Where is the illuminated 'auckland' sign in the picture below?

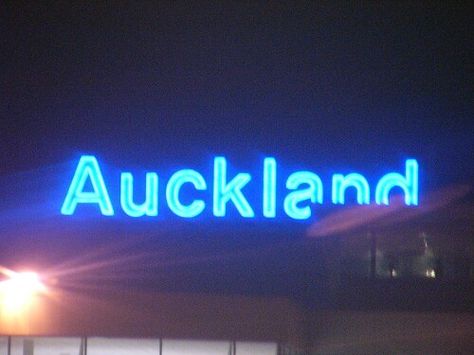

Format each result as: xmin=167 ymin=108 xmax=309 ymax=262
xmin=61 ymin=155 xmax=419 ymax=220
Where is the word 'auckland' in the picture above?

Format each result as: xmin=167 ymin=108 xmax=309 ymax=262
xmin=61 ymin=155 xmax=419 ymax=220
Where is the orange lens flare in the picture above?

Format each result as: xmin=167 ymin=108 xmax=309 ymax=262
xmin=0 ymin=271 xmax=47 ymax=315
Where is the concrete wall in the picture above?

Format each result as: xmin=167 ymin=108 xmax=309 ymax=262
xmin=2 ymin=289 xmax=474 ymax=354
xmin=309 ymin=310 xmax=474 ymax=354
xmin=0 ymin=290 xmax=303 ymax=345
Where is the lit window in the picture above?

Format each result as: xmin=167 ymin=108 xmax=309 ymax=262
xmin=236 ymin=341 xmax=278 ymax=355
xmin=162 ymin=339 xmax=231 ymax=355
xmin=87 ymin=338 xmax=160 ymax=355
xmin=10 ymin=337 xmax=82 ymax=355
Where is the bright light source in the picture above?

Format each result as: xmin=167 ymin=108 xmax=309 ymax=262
xmin=425 ymin=269 xmax=436 ymax=278
xmin=0 ymin=271 xmax=46 ymax=314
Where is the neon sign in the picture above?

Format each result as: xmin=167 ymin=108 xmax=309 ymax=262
xmin=61 ymin=155 xmax=419 ymax=220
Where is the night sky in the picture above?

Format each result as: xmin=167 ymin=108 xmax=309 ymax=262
xmin=1 ymin=2 xmax=473 ymax=299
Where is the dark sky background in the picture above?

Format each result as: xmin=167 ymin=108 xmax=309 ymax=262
xmin=2 ymin=2 xmax=473 ymax=178
xmin=0 ymin=2 xmax=473 ymax=300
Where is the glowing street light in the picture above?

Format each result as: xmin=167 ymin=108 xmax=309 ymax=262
xmin=0 ymin=268 xmax=47 ymax=315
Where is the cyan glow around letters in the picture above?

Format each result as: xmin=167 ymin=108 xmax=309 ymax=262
xmin=61 ymin=155 xmax=419 ymax=220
